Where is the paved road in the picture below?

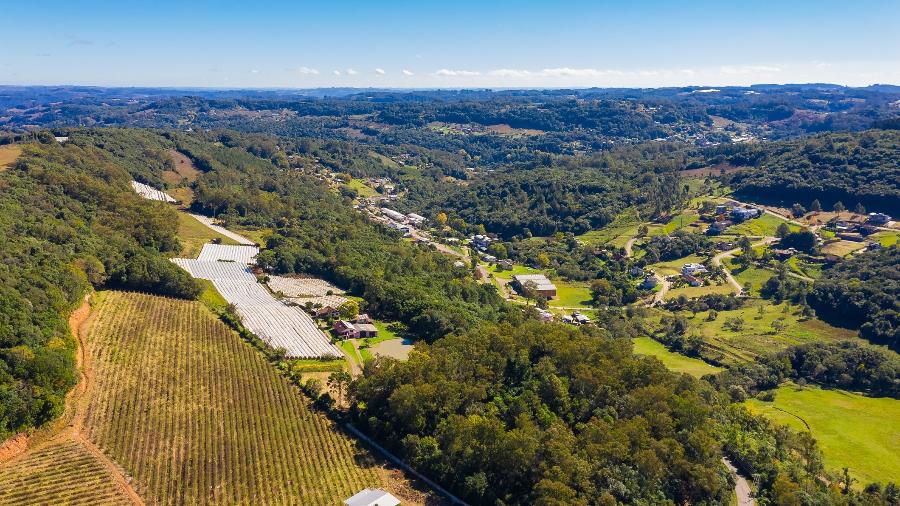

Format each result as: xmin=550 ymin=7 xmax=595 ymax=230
xmin=723 ymin=457 xmax=756 ymax=506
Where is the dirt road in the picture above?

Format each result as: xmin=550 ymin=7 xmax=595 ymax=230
xmin=0 ymin=294 xmax=145 ymax=505
xmin=712 ymin=237 xmax=778 ymax=294
xmin=652 ymin=278 xmax=671 ymax=305
xmin=625 ymin=237 xmax=638 ymax=258
xmin=723 ymin=457 xmax=756 ymax=506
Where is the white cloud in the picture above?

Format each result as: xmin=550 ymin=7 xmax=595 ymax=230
xmin=402 ymin=69 xmax=414 ymax=76
xmin=250 ymin=69 xmax=259 ymax=74
xmin=434 ymin=69 xmax=481 ymax=77
xmin=374 ymin=68 xmax=386 ymax=75
xmin=298 ymin=66 xmax=320 ymax=75
xmin=333 ymin=69 xmax=341 ymax=76
xmin=719 ymin=64 xmax=782 ymax=75
xmin=346 ymin=68 xmax=358 ymax=75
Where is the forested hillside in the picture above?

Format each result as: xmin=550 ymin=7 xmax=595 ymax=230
xmin=810 ymin=247 xmax=899 ymax=350
xmin=0 ymin=139 xmax=198 ymax=439
xmin=726 ymin=130 xmax=900 ymax=213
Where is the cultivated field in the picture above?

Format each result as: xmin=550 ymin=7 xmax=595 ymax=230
xmin=196 ymin=243 xmax=259 ymax=264
xmin=82 ymin=291 xmax=420 ymax=504
xmin=165 ymin=149 xmax=201 ymax=183
xmin=172 ymin=259 xmax=340 ymax=358
xmin=130 ymin=180 xmax=176 ymax=203
xmin=746 ymin=384 xmax=900 ymax=485
xmin=0 ymin=439 xmax=130 ymax=506
xmin=0 ymin=145 xmax=22 ymax=170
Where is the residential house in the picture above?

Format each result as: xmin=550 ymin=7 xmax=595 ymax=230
xmin=314 ymin=306 xmax=340 ymax=319
xmin=354 ymin=314 xmax=372 ymax=324
xmin=629 ymin=266 xmax=645 ymax=277
xmin=683 ymin=274 xmax=702 ymax=287
xmin=354 ymin=323 xmax=378 ymax=338
xmin=512 ymin=274 xmax=558 ymax=298
xmin=868 ymin=212 xmax=891 ymax=225
xmin=471 ymin=234 xmax=493 ymax=251
xmin=572 ymin=312 xmax=592 ymax=325
xmin=498 ymin=259 xmax=514 ymax=271
xmin=707 ymin=220 xmax=732 ymax=235
xmin=640 ymin=275 xmax=659 ymax=289
xmin=406 ymin=213 xmax=427 ymax=225
xmin=731 ymin=207 xmax=760 ymax=222
xmin=536 ymin=309 xmax=554 ymax=322
xmin=682 ymin=263 xmax=708 ymax=276
xmin=333 ymin=320 xmax=359 ymax=339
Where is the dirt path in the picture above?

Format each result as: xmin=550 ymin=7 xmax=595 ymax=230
xmin=0 ymin=294 xmax=145 ymax=505
xmin=712 ymin=237 xmax=778 ymax=294
xmin=652 ymin=278 xmax=671 ymax=305
xmin=723 ymin=457 xmax=756 ymax=506
xmin=625 ymin=237 xmax=638 ymax=258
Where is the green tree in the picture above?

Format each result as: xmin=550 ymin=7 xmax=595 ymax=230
xmin=328 ymin=370 xmax=352 ymax=407
xmin=338 ymin=300 xmax=359 ymax=320
xmin=833 ymin=201 xmax=845 ymax=212
xmin=776 ymin=222 xmax=791 ymax=238
xmin=810 ymin=199 xmax=822 ymax=212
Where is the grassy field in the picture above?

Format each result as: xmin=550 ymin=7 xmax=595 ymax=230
xmin=664 ymin=281 xmax=736 ymax=300
xmin=346 ymin=178 xmax=379 ymax=198
xmin=577 ymin=208 xmax=641 ymax=246
xmin=0 ymin=439 xmax=130 ymax=505
xmin=723 ymin=258 xmax=776 ymax=295
xmin=81 ymin=291 xmax=421 ymax=505
xmin=548 ymin=281 xmax=593 ymax=308
xmin=746 ymin=384 xmax=900 ymax=485
xmin=678 ymin=300 xmax=857 ymax=365
xmin=786 ymin=256 xmax=825 ymax=279
xmin=869 ymin=230 xmax=898 ymax=247
xmin=489 ymin=263 xmax=541 ymax=280
xmin=632 ymin=336 xmax=724 ymax=377
xmin=820 ymin=240 xmax=867 ymax=257
xmin=175 ymin=212 xmax=239 ymax=258
xmin=650 ymin=211 xmax=700 ymax=236
xmin=725 ymin=213 xmax=798 ymax=237
xmin=0 ymin=145 xmax=22 ymax=170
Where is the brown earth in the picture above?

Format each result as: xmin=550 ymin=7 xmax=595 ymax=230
xmin=166 ymin=149 xmax=201 ymax=182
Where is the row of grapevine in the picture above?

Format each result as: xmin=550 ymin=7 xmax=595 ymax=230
xmin=130 ymin=180 xmax=176 ymax=203
xmin=0 ymin=439 xmax=129 ymax=506
xmin=82 ymin=291 xmax=390 ymax=505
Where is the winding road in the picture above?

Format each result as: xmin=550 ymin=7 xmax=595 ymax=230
xmin=712 ymin=237 xmax=779 ymax=294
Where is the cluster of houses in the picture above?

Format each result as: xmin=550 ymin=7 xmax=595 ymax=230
xmin=332 ymin=314 xmax=379 ymax=340
xmin=705 ymin=203 xmax=761 ymax=235
xmin=826 ymin=213 xmax=892 ymax=241
xmin=511 ymin=274 xmax=558 ymax=299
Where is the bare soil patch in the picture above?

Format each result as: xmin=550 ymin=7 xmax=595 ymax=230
xmin=0 ymin=145 xmax=22 ymax=170
xmin=166 ymin=149 xmax=201 ymax=182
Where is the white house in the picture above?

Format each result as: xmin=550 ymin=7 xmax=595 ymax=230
xmin=682 ymin=263 xmax=708 ymax=276
xmin=344 ymin=488 xmax=400 ymax=506
xmin=406 ymin=213 xmax=427 ymax=225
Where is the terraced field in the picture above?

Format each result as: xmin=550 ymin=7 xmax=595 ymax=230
xmin=0 ymin=439 xmax=129 ymax=506
xmin=81 ymin=291 xmax=416 ymax=505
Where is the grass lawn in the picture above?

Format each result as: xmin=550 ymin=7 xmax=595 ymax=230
xmin=632 ymin=336 xmax=724 ymax=377
xmin=681 ymin=301 xmax=857 ymax=365
xmin=649 ymin=254 xmax=708 ymax=276
xmin=869 ymin=230 xmax=898 ymax=247
xmin=548 ymin=281 xmax=593 ymax=308
xmin=338 ymin=340 xmax=361 ymax=366
xmin=786 ymin=256 xmax=824 ymax=279
xmin=746 ymin=383 xmax=900 ymax=485
xmin=490 ymin=263 xmax=542 ymax=280
xmin=233 ymin=227 xmax=273 ymax=247
xmin=821 ymin=240 xmax=867 ymax=257
xmin=176 ymin=212 xmax=239 ymax=258
xmin=0 ymin=145 xmax=22 ymax=170
xmin=726 ymin=213 xmax=799 ymax=237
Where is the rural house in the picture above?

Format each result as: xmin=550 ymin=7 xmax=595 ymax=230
xmin=512 ymin=274 xmax=558 ymax=298
xmin=681 ymin=263 xmax=708 ymax=276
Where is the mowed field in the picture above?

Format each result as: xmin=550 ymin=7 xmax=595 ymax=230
xmin=746 ymin=384 xmax=900 ymax=485
xmin=0 ymin=439 xmax=129 ymax=505
xmin=632 ymin=336 xmax=723 ymax=378
xmin=76 ymin=291 xmax=423 ymax=505
xmin=0 ymin=145 xmax=22 ymax=170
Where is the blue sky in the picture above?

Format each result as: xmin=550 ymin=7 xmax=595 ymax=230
xmin=2 ymin=0 xmax=898 ymax=88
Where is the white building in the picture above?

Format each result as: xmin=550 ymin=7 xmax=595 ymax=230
xmin=344 ymin=489 xmax=400 ymax=506
xmin=407 ymin=213 xmax=427 ymax=225
xmin=682 ymin=263 xmax=708 ymax=276
xmin=380 ymin=208 xmax=407 ymax=222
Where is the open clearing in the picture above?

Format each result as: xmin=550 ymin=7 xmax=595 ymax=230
xmin=0 ymin=145 xmax=22 ymax=170
xmin=175 ymin=212 xmax=239 ymax=258
xmin=746 ymin=384 xmax=900 ymax=485
xmin=166 ymin=149 xmax=201 ymax=182
xmin=820 ymin=240 xmax=867 ymax=257
xmin=724 ymin=213 xmax=797 ymax=237
xmin=632 ymin=336 xmax=723 ymax=377
xmin=80 ymin=291 xmax=427 ymax=505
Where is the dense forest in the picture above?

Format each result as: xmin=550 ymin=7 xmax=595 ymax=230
xmin=0 ymin=138 xmax=199 ymax=439
xmin=726 ymin=130 xmax=900 ymax=213
xmin=809 ymin=247 xmax=899 ymax=351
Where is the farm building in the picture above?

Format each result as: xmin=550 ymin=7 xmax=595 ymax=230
xmin=406 ymin=212 xmax=427 ymax=225
xmin=868 ymin=212 xmax=891 ymax=225
xmin=345 ymin=489 xmax=400 ymax=506
xmin=333 ymin=320 xmax=378 ymax=339
xmin=380 ymin=208 xmax=407 ymax=222
xmin=512 ymin=274 xmax=557 ymax=298
xmin=706 ymin=220 xmax=732 ymax=235
xmin=640 ymin=275 xmax=659 ymax=289
xmin=314 ymin=306 xmax=341 ymax=319
xmin=572 ymin=312 xmax=591 ymax=325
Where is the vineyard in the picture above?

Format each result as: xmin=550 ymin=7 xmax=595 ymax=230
xmin=81 ymin=291 xmax=402 ymax=504
xmin=0 ymin=439 xmax=129 ymax=505
xmin=196 ymin=243 xmax=259 ymax=264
